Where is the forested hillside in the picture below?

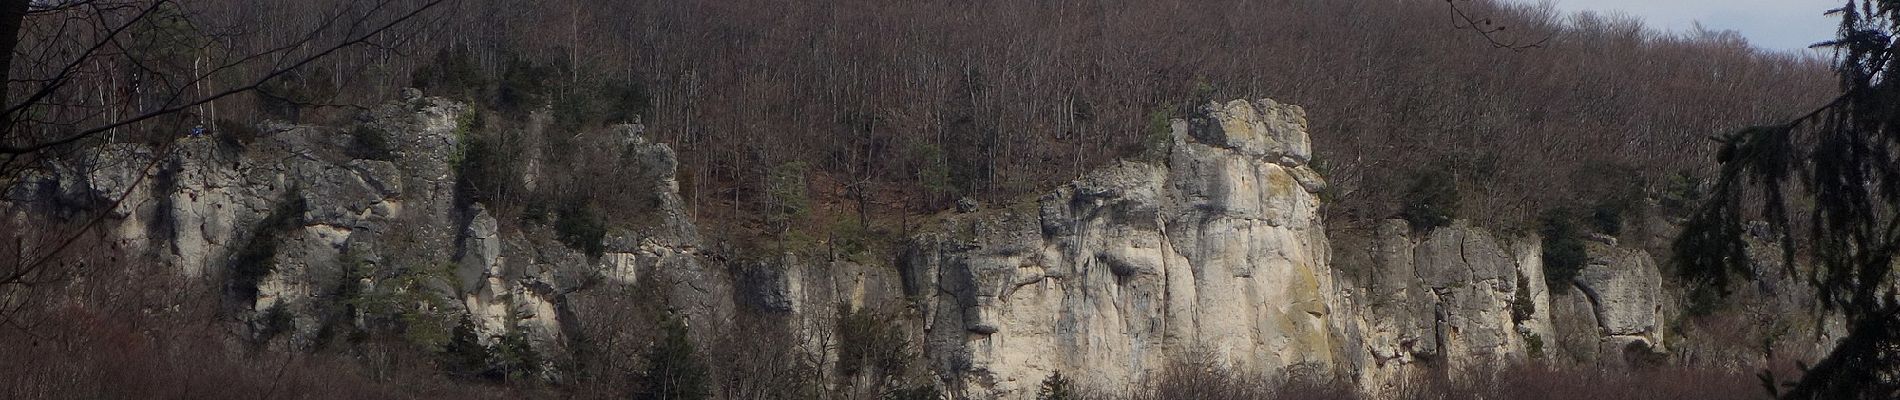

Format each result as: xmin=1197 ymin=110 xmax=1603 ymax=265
xmin=0 ymin=0 xmax=1859 ymax=399
xmin=194 ymin=0 xmax=1834 ymax=236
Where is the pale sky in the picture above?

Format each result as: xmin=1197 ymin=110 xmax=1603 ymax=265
xmin=1513 ymin=0 xmax=1846 ymax=53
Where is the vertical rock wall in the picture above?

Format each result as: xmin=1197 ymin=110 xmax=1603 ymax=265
xmin=906 ymin=99 xmax=1338 ymax=397
xmin=904 ymin=99 xmax=1682 ymax=398
xmin=6 ymin=94 xmax=1765 ymax=399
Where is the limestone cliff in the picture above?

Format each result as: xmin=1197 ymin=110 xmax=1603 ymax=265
xmin=902 ymin=99 xmax=1699 ymax=398
xmin=6 ymin=94 xmax=729 ymax=375
xmin=905 ymin=99 xmax=1337 ymax=396
xmin=3 ymin=95 xmax=1827 ymax=399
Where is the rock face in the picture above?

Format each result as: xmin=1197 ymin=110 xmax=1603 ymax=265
xmin=1574 ymin=243 xmax=1663 ymax=337
xmin=8 ymin=95 xmax=728 ymax=375
xmin=9 ymin=95 xmax=1759 ymax=398
xmin=906 ymin=99 xmax=1338 ymax=397
xmin=902 ymin=99 xmax=1682 ymax=398
xmin=1332 ymin=220 xmax=1554 ymax=393
xmin=8 ymin=97 xmax=477 ymax=345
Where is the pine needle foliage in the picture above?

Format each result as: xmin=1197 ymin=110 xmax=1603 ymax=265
xmin=1676 ymin=1 xmax=1900 ymax=398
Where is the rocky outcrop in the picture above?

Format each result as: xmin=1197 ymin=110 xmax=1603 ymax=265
xmin=1571 ymin=241 xmax=1668 ymax=367
xmin=906 ymin=99 xmax=1338 ymax=397
xmin=8 ymin=95 xmax=728 ymax=375
xmin=903 ymin=99 xmax=1684 ymax=398
xmin=1333 ymin=220 xmax=1553 ymax=393
xmin=8 ymin=94 xmax=1788 ymax=398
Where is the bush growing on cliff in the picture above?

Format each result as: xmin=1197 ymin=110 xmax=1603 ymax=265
xmin=555 ymin=198 xmax=608 ymax=258
xmin=496 ymin=53 xmax=563 ymax=115
xmin=551 ymin=75 xmax=652 ymax=133
xmin=1511 ymin=273 xmax=1537 ymax=323
xmin=1540 ymin=208 xmax=1587 ymax=290
xmin=347 ymin=125 xmax=398 ymax=161
xmin=254 ymin=302 xmax=295 ymax=345
xmin=907 ymin=142 xmax=954 ymax=209
xmin=394 ymin=267 xmax=458 ymax=349
xmin=1658 ymin=171 xmax=1708 ymax=220
xmin=453 ymin=110 xmax=526 ymax=212
xmin=836 ymin=304 xmax=911 ymax=382
xmin=765 ymin=161 xmax=813 ymax=237
xmin=1399 ymin=171 xmax=1459 ymax=231
xmin=634 ymin=315 xmax=709 ymax=400
xmin=491 ymin=329 xmax=545 ymax=383
xmin=1134 ymin=109 xmax=1174 ymax=161
xmin=411 ymin=45 xmax=486 ymax=103
xmin=441 ymin=314 xmax=492 ymax=379
xmin=1571 ymin=164 xmax=1647 ymax=237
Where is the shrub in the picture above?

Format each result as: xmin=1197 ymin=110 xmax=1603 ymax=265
xmin=906 ymin=142 xmax=953 ymax=208
xmin=835 ymin=304 xmax=910 ymax=380
xmin=555 ymin=198 xmax=607 ymax=258
xmin=552 ymin=76 xmax=653 ymax=133
xmin=634 ymin=315 xmax=710 ymax=400
xmin=1590 ymin=202 xmax=1626 ymax=237
xmin=1540 ymin=208 xmax=1587 ymax=290
xmin=828 ymin=216 xmax=884 ymax=264
xmin=550 ymin=89 xmax=599 ymax=134
xmin=347 ymin=125 xmax=397 ymax=161
xmin=490 ymin=329 xmax=544 ymax=383
xmin=1572 ymin=164 xmax=1647 ymax=237
xmin=411 ymin=45 xmax=487 ymax=101
xmin=495 ymin=53 xmax=563 ymax=114
xmin=341 ymin=258 xmax=457 ymax=351
xmin=441 ymin=314 xmax=492 ymax=378
xmin=1659 ymin=170 xmax=1707 ymax=217
xmin=1134 ymin=109 xmax=1174 ymax=161
xmin=1400 ymin=171 xmax=1459 ymax=232
xmin=453 ymin=110 xmax=523 ymax=210
xmin=1525 ymin=332 xmax=1546 ymax=360
xmin=765 ymin=161 xmax=812 ymax=235
xmin=1682 ymin=277 xmax=1726 ymax=317
xmin=215 ymin=118 xmax=261 ymax=147
xmin=884 ymin=385 xmax=944 ymax=400
xmin=255 ymin=301 xmax=295 ymax=344
xmin=1037 ymin=372 xmax=1076 ymax=400
xmin=1511 ymin=273 xmax=1536 ymax=323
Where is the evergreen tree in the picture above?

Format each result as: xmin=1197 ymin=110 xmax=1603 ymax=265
xmin=1676 ymin=1 xmax=1900 ymax=398
xmin=441 ymin=314 xmax=492 ymax=379
xmin=1035 ymin=372 xmax=1075 ymax=400
xmin=633 ymin=316 xmax=709 ymax=400
xmin=492 ymin=329 xmax=545 ymax=383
